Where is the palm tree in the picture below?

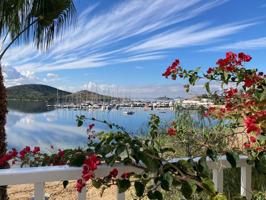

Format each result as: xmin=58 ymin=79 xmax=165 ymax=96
xmin=0 ymin=1 xmax=76 ymax=199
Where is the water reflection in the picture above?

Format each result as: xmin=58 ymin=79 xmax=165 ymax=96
xmin=6 ymin=101 xmax=175 ymax=150
xmin=8 ymin=100 xmax=54 ymax=113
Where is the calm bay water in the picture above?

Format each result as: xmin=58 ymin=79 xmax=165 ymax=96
xmin=6 ymin=101 xmax=175 ymax=150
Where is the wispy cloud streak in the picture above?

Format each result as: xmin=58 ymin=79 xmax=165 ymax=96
xmin=202 ymin=37 xmax=266 ymax=51
xmin=1 ymin=0 xmax=256 ymax=76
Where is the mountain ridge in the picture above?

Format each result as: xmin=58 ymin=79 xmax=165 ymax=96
xmin=6 ymin=84 xmax=119 ymax=103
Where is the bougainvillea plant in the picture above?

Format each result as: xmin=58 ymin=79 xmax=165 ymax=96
xmin=163 ymin=52 xmax=266 ymax=175
xmin=163 ymin=52 xmax=266 ymax=153
xmin=0 ymin=52 xmax=265 ymax=200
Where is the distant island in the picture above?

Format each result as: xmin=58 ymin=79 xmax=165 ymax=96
xmin=156 ymin=96 xmax=174 ymax=101
xmin=6 ymin=84 xmax=120 ymax=103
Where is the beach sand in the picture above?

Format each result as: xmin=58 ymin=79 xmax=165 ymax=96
xmin=7 ymin=181 xmax=131 ymax=200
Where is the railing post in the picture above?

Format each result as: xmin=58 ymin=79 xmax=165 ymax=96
xmin=117 ymin=188 xmax=125 ymax=200
xmin=241 ymin=164 xmax=252 ymax=200
xmin=212 ymin=168 xmax=223 ymax=193
xmin=78 ymin=186 xmax=86 ymax=200
xmin=34 ymin=182 xmax=45 ymax=200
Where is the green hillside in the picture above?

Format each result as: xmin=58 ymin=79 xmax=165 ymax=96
xmin=6 ymin=84 xmax=71 ymax=102
xmin=64 ymin=90 xmax=121 ymax=103
xmin=6 ymin=84 xmax=122 ymax=103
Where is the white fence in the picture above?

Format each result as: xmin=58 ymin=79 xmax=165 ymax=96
xmin=0 ymin=156 xmax=252 ymax=200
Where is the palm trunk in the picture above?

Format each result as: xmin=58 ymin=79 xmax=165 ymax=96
xmin=0 ymin=64 xmax=8 ymax=200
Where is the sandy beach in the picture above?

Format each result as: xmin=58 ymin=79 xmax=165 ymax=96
xmin=7 ymin=181 xmax=130 ymax=200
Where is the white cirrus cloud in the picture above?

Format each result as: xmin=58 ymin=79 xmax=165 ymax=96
xmin=202 ymin=37 xmax=266 ymax=51
xmin=78 ymin=80 xmax=225 ymax=99
xmin=2 ymin=65 xmax=23 ymax=80
xmin=46 ymin=73 xmax=59 ymax=79
xmin=2 ymin=65 xmax=41 ymax=87
xmin=1 ymin=0 xmax=257 ymax=76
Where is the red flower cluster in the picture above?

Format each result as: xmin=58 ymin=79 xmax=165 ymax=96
xmin=33 ymin=146 xmax=40 ymax=154
xmin=58 ymin=149 xmax=65 ymax=157
xmin=76 ymin=154 xmax=100 ymax=192
xmin=204 ymin=107 xmax=216 ymax=117
xmin=121 ymin=172 xmax=130 ymax=179
xmin=238 ymin=52 xmax=252 ymax=62
xmin=162 ymin=59 xmax=180 ymax=80
xmin=216 ymin=52 xmax=252 ymax=72
xmin=207 ymin=67 xmax=214 ymax=74
xmin=88 ymin=123 xmax=95 ymax=130
xmin=225 ymin=88 xmax=238 ymax=99
xmin=244 ymin=143 xmax=251 ymax=149
xmin=244 ymin=116 xmax=261 ymax=135
xmin=250 ymin=136 xmax=256 ymax=143
xmin=83 ymin=154 xmax=100 ymax=171
xmin=167 ymin=128 xmax=176 ymax=136
xmin=76 ymin=179 xmax=86 ymax=193
xmin=244 ymin=110 xmax=266 ymax=136
xmin=244 ymin=136 xmax=257 ymax=149
xmin=244 ymin=73 xmax=263 ymax=88
xmin=109 ymin=168 xmax=118 ymax=178
xmin=82 ymin=165 xmax=94 ymax=181
xmin=0 ymin=148 xmax=17 ymax=166
xmin=19 ymin=146 xmax=31 ymax=159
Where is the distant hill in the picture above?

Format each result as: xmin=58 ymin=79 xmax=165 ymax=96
xmin=65 ymin=90 xmax=121 ymax=103
xmin=6 ymin=84 xmax=122 ymax=103
xmin=7 ymin=84 xmax=71 ymax=102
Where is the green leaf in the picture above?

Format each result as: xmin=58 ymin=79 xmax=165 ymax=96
xmin=207 ymin=148 xmax=217 ymax=161
xmin=257 ymin=135 xmax=266 ymax=142
xmin=69 ymin=153 xmax=86 ymax=167
xmin=160 ymin=172 xmax=173 ymax=191
xmin=63 ymin=180 xmax=69 ymax=189
xmin=147 ymin=190 xmax=163 ymax=200
xmin=117 ymin=179 xmax=131 ymax=193
xmin=176 ymin=160 xmax=196 ymax=175
xmin=115 ymin=145 xmax=125 ymax=155
xmin=77 ymin=119 xmax=83 ymax=127
xmin=198 ymin=157 xmax=210 ymax=178
xmin=184 ymin=84 xmax=190 ymax=92
xmin=92 ymin=179 xmax=102 ymax=189
xmin=212 ymin=193 xmax=228 ymax=200
xmin=122 ymin=157 xmax=132 ymax=165
xmin=226 ymin=151 xmax=239 ymax=168
xmin=76 ymin=115 xmax=85 ymax=127
xmin=160 ymin=147 xmax=175 ymax=154
xmin=134 ymin=181 xmax=145 ymax=197
xmin=138 ymin=150 xmax=160 ymax=173
xmin=255 ymin=154 xmax=266 ymax=174
xmin=205 ymin=82 xmax=211 ymax=94
xmin=181 ymin=181 xmax=197 ymax=199
xmin=201 ymin=178 xmax=216 ymax=194
xmin=189 ymin=76 xmax=197 ymax=85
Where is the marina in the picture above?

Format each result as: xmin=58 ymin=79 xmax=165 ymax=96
xmin=6 ymin=102 xmax=177 ymax=151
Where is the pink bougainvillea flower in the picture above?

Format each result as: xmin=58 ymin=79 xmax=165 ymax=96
xmin=33 ymin=146 xmax=40 ymax=154
xmin=207 ymin=67 xmax=214 ymax=74
xmin=250 ymin=136 xmax=256 ymax=143
xmin=244 ymin=143 xmax=251 ymax=149
xmin=167 ymin=128 xmax=176 ymax=136
xmin=109 ymin=168 xmax=118 ymax=178
xmin=76 ymin=179 xmax=86 ymax=193
xmin=88 ymin=123 xmax=95 ymax=130
xmin=238 ymin=52 xmax=252 ymax=62
xmin=121 ymin=172 xmax=131 ymax=179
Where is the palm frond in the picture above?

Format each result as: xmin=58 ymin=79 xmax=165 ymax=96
xmin=0 ymin=0 xmax=31 ymax=39
xmin=26 ymin=0 xmax=77 ymax=50
xmin=0 ymin=0 xmax=76 ymax=56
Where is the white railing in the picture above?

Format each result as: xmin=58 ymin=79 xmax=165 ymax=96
xmin=0 ymin=156 xmax=252 ymax=200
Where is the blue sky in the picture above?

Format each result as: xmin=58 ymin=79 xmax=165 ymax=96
xmin=2 ymin=0 xmax=266 ymax=98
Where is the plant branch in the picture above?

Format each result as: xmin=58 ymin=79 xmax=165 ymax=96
xmin=0 ymin=19 xmax=38 ymax=60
